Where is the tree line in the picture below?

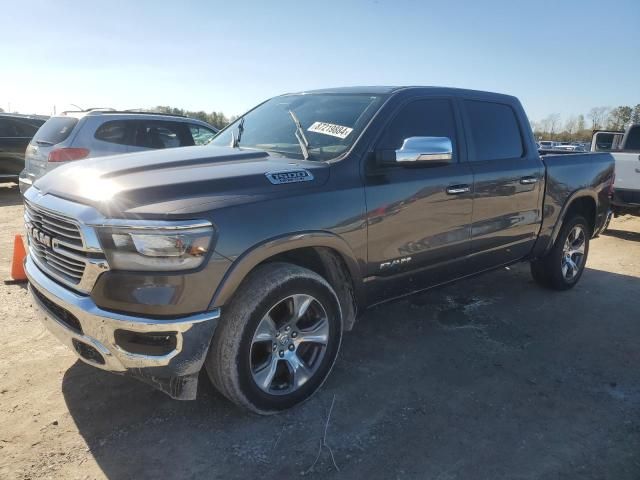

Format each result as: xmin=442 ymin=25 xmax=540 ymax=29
xmin=151 ymin=106 xmax=236 ymax=129
xmin=532 ymin=104 xmax=640 ymax=142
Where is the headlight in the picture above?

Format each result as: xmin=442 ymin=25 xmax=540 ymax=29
xmin=97 ymin=223 xmax=214 ymax=272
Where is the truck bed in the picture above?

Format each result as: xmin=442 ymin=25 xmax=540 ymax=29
xmin=533 ymin=152 xmax=615 ymax=256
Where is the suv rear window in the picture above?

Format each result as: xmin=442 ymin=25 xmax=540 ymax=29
xmin=465 ymin=100 xmax=523 ymax=161
xmin=0 ymin=118 xmax=39 ymax=137
xmin=32 ymin=117 xmax=79 ymax=145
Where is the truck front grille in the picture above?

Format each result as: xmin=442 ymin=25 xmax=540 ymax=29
xmin=29 ymin=239 xmax=86 ymax=283
xmin=24 ymin=202 xmax=83 ymax=247
xmin=25 ymin=201 xmax=89 ymax=288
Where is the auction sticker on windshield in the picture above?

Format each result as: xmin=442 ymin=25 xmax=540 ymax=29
xmin=308 ymin=122 xmax=353 ymax=139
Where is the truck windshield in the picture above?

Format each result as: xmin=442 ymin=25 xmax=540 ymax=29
xmin=211 ymin=93 xmax=386 ymax=161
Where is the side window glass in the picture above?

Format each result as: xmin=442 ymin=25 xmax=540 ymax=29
xmin=0 ymin=119 xmax=33 ymax=137
xmin=623 ymin=127 xmax=640 ymax=150
xmin=378 ymin=99 xmax=457 ymax=158
xmin=464 ymin=100 xmax=523 ymax=161
xmin=8 ymin=120 xmax=38 ymax=137
xmin=189 ymin=125 xmax=216 ymax=145
xmin=94 ymin=121 xmax=131 ymax=145
xmin=134 ymin=122 xmax=192 ymax=149
xmin=0 ymin=119 xmax=14 ymax=136
xmin=20 ymin=122 xmax=38 ymax=137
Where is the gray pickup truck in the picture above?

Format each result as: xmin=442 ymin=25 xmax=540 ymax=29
xmin=23 ymin=87 xmax=614 ymax=414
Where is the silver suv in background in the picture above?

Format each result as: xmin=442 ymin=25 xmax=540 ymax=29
xmin=19 ymin=110 xmax=218 ymax=193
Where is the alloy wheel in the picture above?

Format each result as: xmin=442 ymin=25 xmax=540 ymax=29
xmin=561 ymin=225 xmax=586 ymax=280
xmin=250 ymin=294 xmax=330 ymax=395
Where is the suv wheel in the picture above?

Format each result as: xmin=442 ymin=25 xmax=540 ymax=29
xmin=530 ymin=215 xmax=590 ymax=290
xmin=206 ymin=262 xmax=342 ymax=414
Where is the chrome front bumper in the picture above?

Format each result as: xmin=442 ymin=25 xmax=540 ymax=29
xmin=25 ymin=255 xmax=220 ymax=399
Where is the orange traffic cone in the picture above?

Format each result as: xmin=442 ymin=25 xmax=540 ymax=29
xmin=10 ymin=235 xmax=27 ymax=282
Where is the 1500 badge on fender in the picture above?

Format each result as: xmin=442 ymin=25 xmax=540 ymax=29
xmin=265 ymin=170 xmax=314 ymax=185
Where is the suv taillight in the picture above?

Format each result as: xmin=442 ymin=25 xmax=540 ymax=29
xmin=48 ymin=148 xmax=90 ymax=163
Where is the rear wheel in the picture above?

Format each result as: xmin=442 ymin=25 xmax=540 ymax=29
xmin=530 ymin=215 xmax=590 ymax=290
xmin=206 ymin=262 xmax=342 ymax=414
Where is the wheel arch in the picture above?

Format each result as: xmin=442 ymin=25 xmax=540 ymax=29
xmin=210 ymin=232 xmax=365 ymax=330
xmin=546 ymin=191 xmax=597 ymax=254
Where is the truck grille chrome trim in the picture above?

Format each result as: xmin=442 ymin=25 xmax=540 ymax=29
xmin=23 ymin=191 xmax=110 ymax=293
xmin=24 ymin=201 xmax=84 ymax=246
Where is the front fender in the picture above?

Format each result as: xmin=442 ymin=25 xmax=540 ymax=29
xmin=209 ymin=230 xmax=365 ymax=310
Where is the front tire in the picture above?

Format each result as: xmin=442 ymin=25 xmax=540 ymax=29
xmin=206 ymin=262 xmax=343 ymax=414
xmin=530 ymin=215 xmax=590 ymax=290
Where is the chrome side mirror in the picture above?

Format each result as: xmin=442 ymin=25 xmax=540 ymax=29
xmin=395 ymin=137 xmax=453 ymax=164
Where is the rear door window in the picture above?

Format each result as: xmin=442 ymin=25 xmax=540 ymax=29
xmin=32 ymin=117 xmax=79 ymax=145
xmin=133 ymin=121 xmax=194 ymax=149
xmin=464 ymin=100 xmax=523 ymax=161
xmin=94 ymin=121 xmax=134 ymax=145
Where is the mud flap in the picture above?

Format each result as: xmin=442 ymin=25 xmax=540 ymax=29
xmin=130 ymin=371 xmax=201 ymax=400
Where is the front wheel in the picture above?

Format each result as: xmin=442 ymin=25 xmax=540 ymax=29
xmin=206 ymin=262 xmax=342 ymax=414
xmin=530 ymin=215 xmax=590 ymax=290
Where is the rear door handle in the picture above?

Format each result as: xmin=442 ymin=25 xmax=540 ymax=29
xmin=520 ymin=176 xmax=538 ymax=185
xmin=446 ymin=185 xmax=471 ymax=195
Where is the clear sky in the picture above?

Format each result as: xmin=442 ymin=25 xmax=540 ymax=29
xmin=1 ymin=0 xmax=638 ymax=122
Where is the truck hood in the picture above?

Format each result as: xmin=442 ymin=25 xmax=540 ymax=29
xmin=33 ymin=145 xmax=330 ymax=217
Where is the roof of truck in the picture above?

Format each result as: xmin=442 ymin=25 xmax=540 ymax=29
xmin=291 ymin=86 xmax=517 ymax=100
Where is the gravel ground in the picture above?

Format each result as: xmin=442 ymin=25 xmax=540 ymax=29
xmin=1 ymin=181 xmax=639 ymax=480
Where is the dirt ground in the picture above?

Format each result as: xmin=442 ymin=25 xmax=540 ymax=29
xmin=1 ymin=181 xmax=639 ymax=480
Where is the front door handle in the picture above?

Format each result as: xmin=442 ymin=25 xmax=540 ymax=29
xmin=446 ymin=185 xmax=471 ymax=195
xmin=520 ymin=176 xmax=538 ymax=185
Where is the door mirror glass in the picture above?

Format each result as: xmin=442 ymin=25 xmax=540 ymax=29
xmin=393 ymin=136 xmax=453 ymax=165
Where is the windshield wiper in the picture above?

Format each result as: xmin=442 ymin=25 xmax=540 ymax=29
xmin=230 ymin=117 xmax=245 ymax=148
xmin=35 ymin=140 xmax=54 ymax=146
xmin=288 ymin=110 xmax=310 ymax=160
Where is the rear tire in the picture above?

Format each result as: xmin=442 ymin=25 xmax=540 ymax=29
xmin=530 ymin=215 xmax=590 ymax=290
xmin=206 ymin=262 xmax=342 ymax=414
